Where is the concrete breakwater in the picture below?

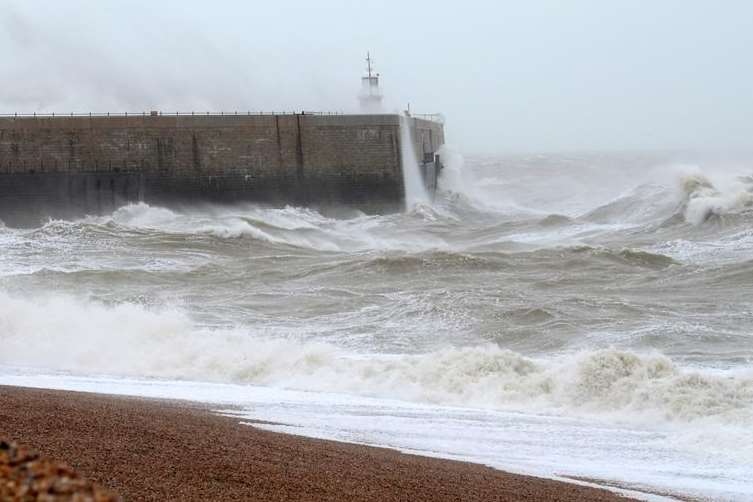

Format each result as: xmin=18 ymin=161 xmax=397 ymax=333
xmin=0 ymin=113 xmax=444 ymax=226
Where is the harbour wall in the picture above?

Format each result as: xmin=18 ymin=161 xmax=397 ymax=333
xmin=0 ymin=113 xmax=444 ymax=226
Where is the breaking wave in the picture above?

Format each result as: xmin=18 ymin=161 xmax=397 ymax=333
xmin=576 ymin=166 xmax=753 ymax=230
xmin=107 ymin=203 xmax=343 ymax=248
xmin=679 ymin=173 xmax=753 ymax=225
xmin=18 ymin=203 xmax=449 ymax=253
xmin=6 ymin=161 xmax=752 ymax=261
xmin=1 ymin=292 xmax=750 ymax=427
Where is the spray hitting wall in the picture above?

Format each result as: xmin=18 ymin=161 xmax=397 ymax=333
xmin=400 ymin=115 xmax=431 ymax=207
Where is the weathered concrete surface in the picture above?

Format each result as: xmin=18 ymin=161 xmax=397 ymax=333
xmin=0 ymin=113 xmax=444 ymax=226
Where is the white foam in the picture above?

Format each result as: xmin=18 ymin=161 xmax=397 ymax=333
xmin=0 ymin=371 xmax=748 ymax=501
xmin=96 ymin=203 xmax=448 ymax=252
xmin=677 ymin=169 xmax=753 ymax=225
xmin=1 ymin=292 xmax=750 ymax=432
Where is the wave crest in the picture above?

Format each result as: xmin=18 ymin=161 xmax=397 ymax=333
xmin=1 ymin=292 xmax=750 ymax=426
xmin=566 ymin=246 xmax=677 ymax=269
xmin=680 ymin=174 xmax=753 ymax=225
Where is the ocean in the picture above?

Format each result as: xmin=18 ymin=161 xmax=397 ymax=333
xmin=1 ymin=151 xmax=751 ymax=501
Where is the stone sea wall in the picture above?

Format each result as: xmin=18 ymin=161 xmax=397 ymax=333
xmin=0 ymin=113 xmax=444 ymax=225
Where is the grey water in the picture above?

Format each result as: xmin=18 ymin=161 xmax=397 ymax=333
xmin=1 ymin=151 xmax=752 ymax=500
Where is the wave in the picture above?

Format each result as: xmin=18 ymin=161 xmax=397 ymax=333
xmin=6 ymin=160 xmax=753 ymax=263
xmin=582 ymin=183 xmax=678 ymax=225
xmin=107 ymin=203 xmax=331 ymax=246
xmin=1 ymin=292 xmax=750 ymax=427
xmin=342 ymin=246 xmax=676 ymax=276
xmin=680 ymin=173 xmax=753 ymax=225
xmin=15 ymin=203 xmax=447 ymax=253
xmin=537 ymin=214 xmax=573 ymax=226
xmin=358 ymin=251 xmax=499 ymax=273
xmin=568 ymin=246 xmax=678 ymax=269
xmin=570 ymin=166 xmax=753 ymax=235
xmin=488 ymin=245 xmax=678 ymax=271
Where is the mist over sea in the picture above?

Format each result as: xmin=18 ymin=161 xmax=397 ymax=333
xmin=2 ymin=151 xmax=752 ymax=500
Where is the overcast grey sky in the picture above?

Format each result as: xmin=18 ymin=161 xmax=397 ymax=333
xmin=1 ymin=0 xmax=751 ymax=153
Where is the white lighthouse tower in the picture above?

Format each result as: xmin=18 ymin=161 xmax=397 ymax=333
xmin=358 ymin=52 xmax=383 ymax=112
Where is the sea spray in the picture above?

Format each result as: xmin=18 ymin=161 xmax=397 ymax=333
xmin=399 ymin=114 xmax=430 ymax=208
xmin=435 ymin=145 xmax=533 ymax=214
xmin=437 ymin=145 xmax=471 ymax=195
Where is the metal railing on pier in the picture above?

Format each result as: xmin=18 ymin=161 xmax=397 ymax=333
xmin=411 ymin=113 xmax=445 ymax=124
xmin=0 ymin=111 xmax=346 ymax=118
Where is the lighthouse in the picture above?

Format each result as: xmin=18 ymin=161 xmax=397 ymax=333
xmin=358 ymin=52 xmax=383 ymax=112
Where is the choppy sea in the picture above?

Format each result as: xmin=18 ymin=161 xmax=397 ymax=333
xmin=2 ymin=150 xmax=752 ymax=500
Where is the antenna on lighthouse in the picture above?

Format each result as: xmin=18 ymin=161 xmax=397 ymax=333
xmin=359 ymin=51 xmax=383 ymax=112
